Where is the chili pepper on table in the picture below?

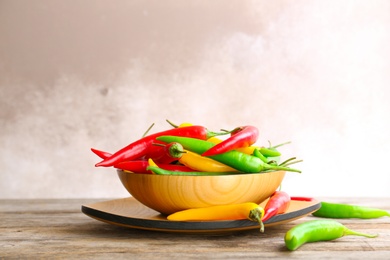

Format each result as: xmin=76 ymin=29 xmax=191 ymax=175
xmin=167 ymin=202 xmax=265 ymax=232
xmin=156 ymin=136 xmax=301 ymax=173
xmin=312 ymin=201 xmax=390 ymax=219
xmin=202 ymin=125 xmax=259 ymax=156
xmin=290 ymin=196 xmax=315 ymax=202
xmin=179 ymin=150 xmax=239 ymax=172
xmin=284 ymin=219 xmax=377 ymax=251
xmin=262 ymin=191 xmax=291 ymax=222
xmin=94 ymin=125 xmax=229 ymax=167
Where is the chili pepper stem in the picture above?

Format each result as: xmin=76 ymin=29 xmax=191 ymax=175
xmin=343 ymin=229 xmax=377 ymax=238
xmin=249 ymin=208 xmax=265 ymax=232
xmin=279 ymin=158 xmax=303 ymax=167
xmin=166 ymin=119 xmax=180 ymax=128
xmin=279 ymin=157 xmax=296 ymax=166
xmin=266 ymin=165 xmax=301 ymax=173
xmin=269 ymin=141 xmax=291 ymax=149
xmin=142 ymin=123 xmax=155 ymax=137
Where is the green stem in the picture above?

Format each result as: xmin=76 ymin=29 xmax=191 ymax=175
xmin=282 ymin=159 xmax=303 ymax=167
xmin=142 ymin=123 xmax=155 ymax=137
xmin=269 ymin=141 xmax=291 ymax=149
xmin=166 ymin=119 xmax=179 ymax=128
xmin=344 ymin=228 xmax=377 ymax=238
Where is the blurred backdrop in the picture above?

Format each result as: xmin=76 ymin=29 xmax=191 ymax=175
xmin=1 ymin=0 xmax=390 ymax=199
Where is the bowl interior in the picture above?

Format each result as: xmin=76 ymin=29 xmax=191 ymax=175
xmin=117 ymin=170 xmax=285 ymax=215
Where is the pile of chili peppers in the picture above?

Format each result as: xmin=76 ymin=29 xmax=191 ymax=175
xmin=91 ymin=120 xmax=302 ymax=175
xmin=91 ymin=122 xmax=389 ymax=249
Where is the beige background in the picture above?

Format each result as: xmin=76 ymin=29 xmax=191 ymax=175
xmin=1 ymin=0 xmax=390 ymax=199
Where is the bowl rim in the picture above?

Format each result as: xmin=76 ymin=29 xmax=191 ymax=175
xmin=116 ymin=169 xmax=286 ymax=177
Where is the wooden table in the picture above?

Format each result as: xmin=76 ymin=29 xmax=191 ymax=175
xmin=1 ymin=198 xmax=389 ymax=259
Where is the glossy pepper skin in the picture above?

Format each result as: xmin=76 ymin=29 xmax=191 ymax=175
xmin=202 ymin=125 xmax=259 ymax=156
xmin=167 ymin=202 xmax=265 ymax=232
xmin=147 ymin=166 xmax=229 ymax=176
xmin=146 ymin=142 xmax=185 ymax=164
xmin=312 ymin=202 xmax=390 ymax=219
xmin=91 ymin=147 xmax=192 ymax=173
xmin=156 ymin=136 xmax=301 ymax=173
xmin=284 ymin=220 xmax=377 ymax=251
xmin=94 ymin=126 xmax=227 ymax=167
xmin=262 ymin=191 xmax=291 ymax=222
xmin=179 ymin=150 xmax=238 ymax=172
xmin=290 ymin=196 xmax=315 ymax=202
xmin=92 ymin=142 xmax=184 ymax=164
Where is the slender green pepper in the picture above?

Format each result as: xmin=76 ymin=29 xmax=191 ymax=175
xmin=262 ymin=141 xmax=291 ymax=164
xmin=147 ymin=166 xmax=231 ymax=176
xmin=259 ymin=147 xmax=281 ymax=157
xmin=253 ymin=148 xmax=268 ymax=163
xmin=156 ymin=136 xmax=301 ymax=173
xmin=284 ymin=219 xmax=377 ymax=251
xmin=313 ymin=201 xmax=390 ymax=219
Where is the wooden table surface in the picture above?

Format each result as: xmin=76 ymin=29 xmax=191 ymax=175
xmin=1 ymin=197 xmax=389 ymax=259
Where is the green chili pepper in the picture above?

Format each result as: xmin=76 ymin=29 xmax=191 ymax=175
xmin=258 ymin=147 xmax=281 ymax=157
xmin=313 ymin=201 xmax=390 ymax=219
xmin=156 ymin=136 xmax=301 ymax=173
xmin=262 ymin=141 xmax=291 ymax=164
xmin=253 ymin=148 xmax=268 ymax=163
xmin=284 ymin=219 xmax=377 ymax=251
xmin=147 ymin=166 xmax=230 ymax=176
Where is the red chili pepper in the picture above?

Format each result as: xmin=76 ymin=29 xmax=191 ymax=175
xmin=116 ymin=160 xmax=152 ymax=173
xmin=91 ymin=148 xmax=193 ymax=173
xmin=262 ymin=191 xmax=291 ymax=222
xmin=290 ymin=196 xmax=315 ymax=202
xmin=118 ymin=161 xmax=195 ymax=173
xmin=94 ymin=125 xmax=226 ymax=167
xmin=91 ymin=148 xmax=112 ymax=160
xmin=146 ymin=142 xmax=185 ymax=164
xmin=202 ymin=125 xmax=259 ymax=156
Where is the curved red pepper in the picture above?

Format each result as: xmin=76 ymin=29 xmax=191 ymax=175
xmin=202 ymin=125 xmax=259 ymax=156
xmin=91 ymin=148 xmax=193 ymax=173
xmin=146 ymin=142 xmax=184 ymax=164
xmin=91 ymin=148 xmax=112 ymax=160
xmin=94 ymin=125 xmax=225 ymax=167
xmin=262 ymin=191 xmax=291 ymax=222
xmin=290 ymin=196 xmax=315 ymax=202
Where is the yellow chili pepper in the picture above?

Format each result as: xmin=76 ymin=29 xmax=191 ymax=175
xmin=236 ymin=146 xmax=258 ymax=155
xmin=207 ymin=137 xmax=223 ymax=144
xmin=179 ymin=122 xmax=193 ymax=127
xmin=179 ymin=150 xmax=238 ymax=172
xmin=167 ymin=202 xmax=265 ymax=232
xmin=148 ymin=158 xmax=158 ymax=167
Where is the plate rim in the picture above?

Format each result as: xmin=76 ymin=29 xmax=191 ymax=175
xmin=81 ymin=197 xmax=320 ymax=233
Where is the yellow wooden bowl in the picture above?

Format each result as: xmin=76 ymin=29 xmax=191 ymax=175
xmin=117 ymin=170 xmax=286 ymax=215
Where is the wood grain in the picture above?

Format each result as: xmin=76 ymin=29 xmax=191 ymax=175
xmin=1 ymin=198 xmax=390 ymax=259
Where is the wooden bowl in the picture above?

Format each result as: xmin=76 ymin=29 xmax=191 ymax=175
xmin=117 ymin=170 xmax=286 ymax=215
